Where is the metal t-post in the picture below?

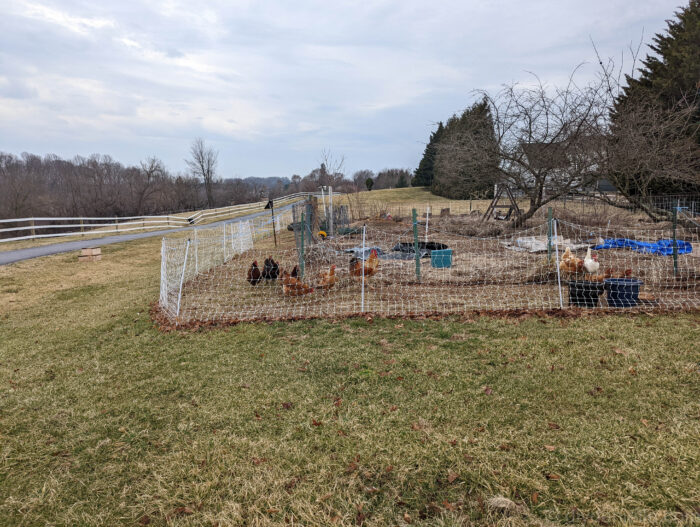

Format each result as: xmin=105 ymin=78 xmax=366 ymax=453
xmin=412 ymin=208 xmax=421 ymax=281
xmin=547 ymin=207 xmax=553 ymax=262
xmin=329 ymin=186 xmax=334 ymax=237
xmin=672 ymin=199 xmax=679 ymax=276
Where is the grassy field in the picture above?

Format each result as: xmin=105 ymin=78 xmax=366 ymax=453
xmin=1 ymin=191 xmax=699 ymax=526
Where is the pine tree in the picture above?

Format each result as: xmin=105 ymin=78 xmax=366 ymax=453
xmin=613 ymin=0 xmax=700 ymax=195
xmin=412 ymin=122 xmax=444 ymax=187
xmin=431 ymin=99 xmax=499 ymax=199
xmin=619 ymin=0 xmax=700 ymax=109
xmin=396 ymin=172 xmax=408 ymax=188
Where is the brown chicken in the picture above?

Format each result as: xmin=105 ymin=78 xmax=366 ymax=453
xmin=350 ymin=249 xmax=379 ymax=278
xmin=587 ymin=267 xmax=633 ymax=282
xmin=317 ymin=265 xmax=337 ymax=290
xmin=281 ymin=270 xmax=314 ymax=296
xmin=247 ymin=261 xmax=262 ymax=285
xmin=559 ymin=247 xmax=583 ymax=274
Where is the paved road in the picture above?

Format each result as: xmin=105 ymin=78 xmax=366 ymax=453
xmin=0 ymin=204 xmax=293 ymax=266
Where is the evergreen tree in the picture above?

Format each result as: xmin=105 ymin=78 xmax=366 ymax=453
xmin=396 ymin=172 xmax=408 ymax=188
xmin=619 ymin=0 xmax=700 ymax=110
xmin=431 ymin=99 xmax=499 ymax=199
xmin=613 ymin=0 xmax=700 ymax=195
xmin=365 ymin=177 xmax=374 ymax=191
xmin=412 ymin=122 xmax=444 ymax=187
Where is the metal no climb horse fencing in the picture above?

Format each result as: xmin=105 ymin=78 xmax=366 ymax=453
xmin=157 ymin=208 xmax=700 ymax=326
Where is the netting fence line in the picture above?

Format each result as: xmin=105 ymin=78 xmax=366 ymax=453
xmin=159 ymin=208 xmax=293 ymax=318
xmin=157 ymin=210 xmax=699 ymax=326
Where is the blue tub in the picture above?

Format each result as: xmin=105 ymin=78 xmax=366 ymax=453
xmin=604 ymin=278 xmax=643 ymax=307
xmin=431 ymin=249 xmax=453 ymax=268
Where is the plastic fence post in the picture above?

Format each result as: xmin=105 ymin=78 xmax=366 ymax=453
xmin=547 ymin=207 xmax=553 ymax=261
xmin=194 ymin=228 xmax=198 ymax=274
xmin=412 ymin=208 xmax=421 ymax=281
xmin=159 ymin=237 xmax=167 ymax=310
xmin=222 ymin=224 xmax=226 ymax=262
xmin=300 ymin=212 xmax=305 ymax=279
xmin=553 ymin=219 xmax=564 ymax=309
xmin=425 ymin=205 xmax=430 ymax=243
xmin=176 ymin=239 xmax=190 ymax=319
xmin=361 ymin=224 xmax=366 ymax=312
xmin=672 ymin=200 xmax=678 ymax=276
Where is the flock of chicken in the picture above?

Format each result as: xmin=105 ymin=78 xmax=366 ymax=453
xmin=246 ymin=249 xmax=380 ymax=297
xmin=560 ymin=246 xmax=632 ymax=281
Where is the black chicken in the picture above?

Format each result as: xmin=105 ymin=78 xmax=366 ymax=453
xmin=290 ymin=265 xmax=299 ymax=278
xmin=247 ymin=261 xmax=262 ymax=285
xmin=262 ymin=257 xmax=279 ymax=280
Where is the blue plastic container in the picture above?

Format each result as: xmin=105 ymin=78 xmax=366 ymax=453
xmin=430 ymin=249 xmax=453 ymax=268
xmin=604 ymin=278 xmax=643 ymax=307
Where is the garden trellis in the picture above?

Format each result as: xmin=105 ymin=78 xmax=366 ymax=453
xmin=157 ymin=206 xmax=700 ymax=326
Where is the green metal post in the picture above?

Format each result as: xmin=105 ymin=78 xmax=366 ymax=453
xmin=412 ymin=208 xmax=421 ymax=281
xmin=672 ymin=200 xmax=678 ymax=276
xmin=299 ymin=212 xmax=305 ymax=279
xmin=547 ymin=207 xmax=553 ymax=261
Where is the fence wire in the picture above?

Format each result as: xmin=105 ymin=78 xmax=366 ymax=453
xmin=157 ymin=211 xmax=699 ymax=326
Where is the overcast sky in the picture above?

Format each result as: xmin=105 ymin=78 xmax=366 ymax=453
xmin=0 ymin=0 xmax=679 ymax=179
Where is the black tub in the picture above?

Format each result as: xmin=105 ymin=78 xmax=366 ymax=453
xmin=568 ymin=280 xmax=605 ymax=308
xmin=604 ymin=278 xmax=643 ymax=308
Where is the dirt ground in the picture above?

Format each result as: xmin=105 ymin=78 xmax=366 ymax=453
xmin=162 ymin=215 xmax=700 ymax=326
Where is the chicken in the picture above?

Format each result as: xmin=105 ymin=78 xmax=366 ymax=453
xmin=586 ymin=267 xmax=633 ymax=282
xmin=559 ymin=247 xmax=583 ymax=274
xmin=583 ymin=247 xmax=600 ymax=274
xmin=262 ymin=256 xmax=279 ymax=280
xmin=604 ymin=267 xmax=633 ymax=279
xmin=350 ymin=249 xmax=379 ymax=278
xmin=247 ymin=261 xmax=262 ymax=285
xmin=290 ymin=265 xmax=299 ymax=278
xmin=281 ymin=270 xmax=314 ymax=296
xmin=317 ymin=265 xmax=337 ymax=290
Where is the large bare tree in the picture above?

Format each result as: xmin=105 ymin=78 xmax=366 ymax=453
xmin=185 ymin=138 xmax=219 ymax=208
xmin=438 ymin=71 xmax=609 ymax=225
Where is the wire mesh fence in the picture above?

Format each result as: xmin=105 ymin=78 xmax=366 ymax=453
xmin=156 ymin=206 xmax=699 ymax=327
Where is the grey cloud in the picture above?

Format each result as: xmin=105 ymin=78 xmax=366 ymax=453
xmin=0 ymin=0 xmax=675 ymax=178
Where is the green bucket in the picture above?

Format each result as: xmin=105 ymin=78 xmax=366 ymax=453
xmin=430 ymin=249 xmax=453 ymax=268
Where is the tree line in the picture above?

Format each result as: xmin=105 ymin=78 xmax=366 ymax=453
xmin=0 ymin=142 xmax=412 ymax=221
xmin=412 ymin=0 xmax=700 ymax=222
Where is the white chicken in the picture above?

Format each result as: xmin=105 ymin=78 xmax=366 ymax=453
xmin=583 ymin=247 xmax=600 ymax=274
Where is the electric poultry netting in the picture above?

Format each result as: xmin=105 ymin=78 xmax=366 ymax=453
xmin=157 ymin=217 xmax=700 ymax=326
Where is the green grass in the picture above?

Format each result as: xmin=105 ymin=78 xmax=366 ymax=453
xmin=0 ymin=224 xmax=699 ymax=526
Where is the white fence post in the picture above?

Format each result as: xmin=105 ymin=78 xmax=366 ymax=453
xmin=553 ymin=219 xmax=564 ymax=309
xmin=194 ymin=228 xmax=199 ymax=274
xmin=361 ymin=224 xmax=366 ymax=313
xmin=159 ymin=237 xmax=167 ymax=309
xmin=222 ymin=223 xmax=227 ymax=262
xmin=425 ymin=205 xmax=430 ymax=242
xmin=176 ymin=239 xmax=190 ymax=318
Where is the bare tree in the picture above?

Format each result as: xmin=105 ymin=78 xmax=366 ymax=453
xmin=185 ymin=138 xmax=218 ymax=208
xmin=590 ymin=42 xmax=700 ymax=220
xmin=352 ymin=169 xmax=374 ymax=191
xmin=439 ymin=70 xmax=609 ymax=225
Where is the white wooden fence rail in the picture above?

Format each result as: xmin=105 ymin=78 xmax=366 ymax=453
xmin=0 ymin=191 xmax=326 ymax=243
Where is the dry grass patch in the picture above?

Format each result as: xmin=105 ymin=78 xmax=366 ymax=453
xmin=1 ymin=230 xmax=699 ymax=526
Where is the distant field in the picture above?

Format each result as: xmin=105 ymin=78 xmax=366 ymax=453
xmin=1 ymin=204 xmax=699 ymax=526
